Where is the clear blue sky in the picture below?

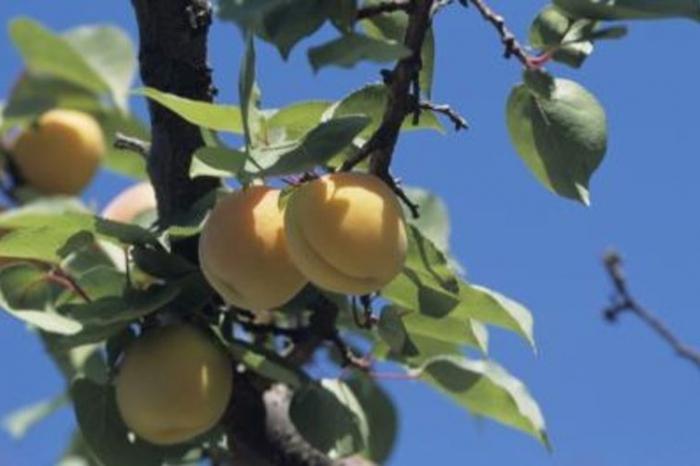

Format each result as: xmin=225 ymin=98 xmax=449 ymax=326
xmin=1 ymin=2 xmax=700 ymax=465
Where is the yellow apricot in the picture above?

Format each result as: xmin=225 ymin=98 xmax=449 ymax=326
xmin=115 ymin=324 xmax=232 ymax=446
xmin=11 ymin=109 xmax=105 ymax=195
xmin=284 ymin=172 xmax=408 ymax=295
xmin=101 ymin=182 xmax=157 ymax=223
xmin=198 ymin=186 xmax=307 ymax=311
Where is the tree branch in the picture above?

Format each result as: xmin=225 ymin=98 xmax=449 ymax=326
xmin=467 ymin=0 xmax=534 ymax=68
xmin=602 ymin=251 xmax=700 ymax=370
xmin=419 ymin=101 xmax=468 ymax=131
xmin=341 ymin=0 xmax=437 ymax=218
xmin=113 ymin=132 xmax=150 ymax=159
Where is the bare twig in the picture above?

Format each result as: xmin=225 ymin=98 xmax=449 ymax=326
xmin=420 ymin=101 xmax=469 ymax=131
xmin=114 ymin=132 xmax=150 ymax=159
xmin=602 ymin=251 xmax=700 ymax=370
xmin=467 ymin=0 xmax=535 ymax=68
xmin=356 ymin=0 xmax=413 ymax=20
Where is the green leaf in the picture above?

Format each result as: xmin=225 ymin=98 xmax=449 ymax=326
xmin=217 ymin=0 xmax=290 ymax=31
xmin=402 ymin=187 xmax=450 ymax=252
xmin=458 ymin=283 xmax=536 ymax=349
xmin=329 ymin=0 xmax=358 ymax=32
xmin=134 ymin=87 xmax=243 ymax=133
xmin=308 ymin=33 xmax=412 ymax=71
xmin=3 ymin=393 xmax=68 ymax=439
xmin=1 ymin=73 xmax=101 ymax=131
xmin=63 ymin=25 xmax=137 ymax=111
xmin=529 ymin=5 xmax=595 ymax=69
xmin=0 ymin=264 xmax=82 ymax=335
xmin=290 ymin=379 xmax=369 ymax=459
xmin=247 ymin=115 xmax=370 ymax=178
xmin=130 ymin=247 xmax=197 ymax=280
xmin=345 ymin=374 xmax=398 ymax=464
xmin=70 ymin=378 xmax=181 ymax=466
xmin=414 ymin=355 xmax=550 ymax=447
xmin=260 ymin=0 xmax=329 ymax=58
xmin=382 ymin=225 xmax=460 ymax=316
xmin=554 ymin=0 xmax=700 ymax=20
xmin=61 ymin=284 xmax=180 ymax=327
xmin=9 ymin=18 xmax=108 ymax=97
xmin=267 ymin=100 xmax=333 ymax=141
xmin=376 ymin=306 xmax=487 ymax=363
xmin=506 ymin=71 xmax=607 ymax=205
xmin=75 ymin=266 xmax=126 ymax=301
xmin=331 ymin=84 xmax=444 ymax=140
xmin=190 ymin=147 xmax=248 ymax=179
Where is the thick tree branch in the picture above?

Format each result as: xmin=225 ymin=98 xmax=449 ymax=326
xmin=602 ymin=251 xmax=700 ymax=370
xmin=130 ymin=0 xmax=219 ymax=227
xmin=467 ymin=0 xmax=534 ymax=68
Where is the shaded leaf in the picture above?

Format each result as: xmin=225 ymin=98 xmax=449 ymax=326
xmin=309 ymin=33 xmax=411 ymax=71
xmin=506 ymin=71 xmax=607 ymax=204
xmin=2 ymin=393 xmax=68 ymax=439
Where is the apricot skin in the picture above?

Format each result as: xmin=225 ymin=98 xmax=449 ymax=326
xmin=115 ymin=325 xmax=233 ymax=446
xmin=198 ymin=186 xmax=307 ymax=312
xmin=101 ymin=182 xmax=157 ymax=223
xmin=11 ymin=109 xmax=105 ymax=195
xmin=284 ymin=172 xmax=408 ymax=295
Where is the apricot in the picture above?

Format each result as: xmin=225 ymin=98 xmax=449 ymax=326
xmin=115 ymin=324 xmax=233 ymax=446
xmin=11 ymin=109 xmax=105 ymax=195
xmin=101 ymin=182 xmax=157 ymax=224
xmin=198 ymin=186 xmax=307 ymax=311
xmin=284 ymin=172 xmax=408 ymax=295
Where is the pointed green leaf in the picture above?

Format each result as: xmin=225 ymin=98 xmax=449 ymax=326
xmin=135 ymin=87 xmax=243 ymax=133
xmin=414 ymin=355 xmax=549 ymax=447
xmin=555 ymin=0 xmax=700 ymax=20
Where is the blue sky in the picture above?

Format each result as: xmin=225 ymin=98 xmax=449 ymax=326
xmin=1 ymin=2 xmax=700 ymax=465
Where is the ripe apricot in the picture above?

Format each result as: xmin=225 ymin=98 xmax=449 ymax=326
xmin=115 ymin=324 xmax=232 ymax=446
xmin=101 ymin=182 xmax=157 ymax=224
xmin=284 ymin=172 xmax=407 ymax=295
xmin=11 ymin=109 xmax=104 ymax=195
xmin=198 ymin=186 xmax=307 ymax=311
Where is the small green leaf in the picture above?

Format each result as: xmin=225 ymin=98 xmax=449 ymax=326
xmin=308 ymin=33 xmax=412 ymax=71
xmin=0 ymin=264 xmax=82 ymax=335
xmin=260 ymin=0 xmax=328 ymax=58
xmin=458 ymin=283 xmax=536 ymax=349
xmin=246 ymin=115 xmax=370 ymax=178
xmin=190 ymin=147 xmax=248 ymax=179
xmin=63 ymin=25 xmax=137 ymax=111
xmin=3 ymin=393 xmax=68 ymax=439
xmin=506 ymin=71 xmax=607 ymax=204
xmin=98 ymin=110 xmax=149 ymax=180
xmin=9 ymin=18 xmax=108 ymax=96
xmin=267 ymin=100 xmax=332 ymax=141
xmin=414 ymin=355 xmax=550 ymax=447
xmin=135 ymin=87 xmax=243 ymax=133
xmin=554 ymin=0 xmax=700 ymax=20
xmin=345 ymin=374 xmax=398 ymax=464
xmin=61 ymin=284 xmax=180 ymax=327
xmin=290 ymin=379 xmax=369 ymax=459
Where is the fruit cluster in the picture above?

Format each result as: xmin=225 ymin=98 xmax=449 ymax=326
xmin=3 ymin=108 xmax=410 ymax=447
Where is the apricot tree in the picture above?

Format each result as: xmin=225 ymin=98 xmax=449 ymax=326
xmin=0 ymin=0 xmax=696 ymax=465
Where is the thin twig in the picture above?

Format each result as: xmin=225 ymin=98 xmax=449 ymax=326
xmin=602 ymin=251 xmax=700 ymax=370
xmin=468 ymin=0 xmax=535 ymax=68
xmin=114 ymin=132 xmax=150 ymax=159
xmin=328 ymin=332 xmax=372 ymax=371
xmin=356 ymin=0 xmax=413 ymax=20
xmin=420 ymin=101 xmax=469 ymax=131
